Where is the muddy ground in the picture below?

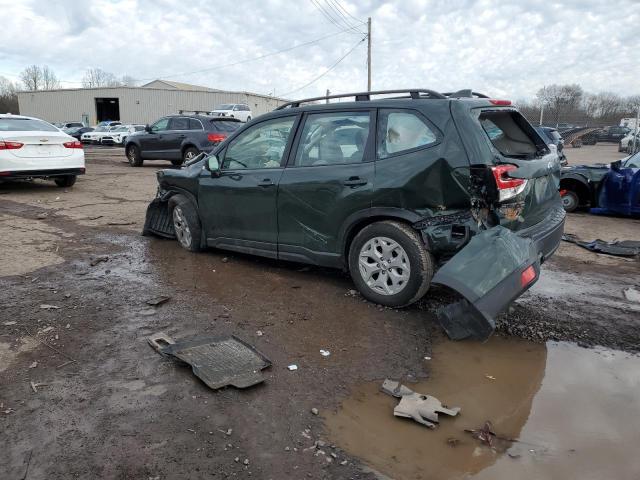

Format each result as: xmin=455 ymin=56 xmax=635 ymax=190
xmin=1 ymin=144 xmax=638 ymax=479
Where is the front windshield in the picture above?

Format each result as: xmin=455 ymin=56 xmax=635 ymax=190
xmin=113 ymin=126 xmax=128 ymax=132
xmin=217 ymin=104 xmax=234 ymax=110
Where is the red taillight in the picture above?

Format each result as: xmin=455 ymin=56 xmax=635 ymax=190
xmin=207 ymin=133 xmax=227 ymax=143
xmin=63 ymin=140 xmax=83 ymax=149
xmin=0 ymin=140 xmax=24 ymax=150
xmin=520 ymin=265 xmax=536 ymax=287
xmin=491 ymin=164 xmax=527 ymax=201
xmin=489 ymin=99 xmax=512 ymax=106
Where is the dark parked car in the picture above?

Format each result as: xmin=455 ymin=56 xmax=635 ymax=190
xmin=65 ymin=126 xmax=94 ymax=141
xmin=596 ymin=126 xmax=630 ymax=142
xmin=143 ymin=89 xmax=565 ymax=340
xmin=124 ymin=114 xmax=242 ymax=166
xmin=535 ymin=126 xmax=567 ymax=166
xmin=559 ymin=153 xmax=640 ymax=212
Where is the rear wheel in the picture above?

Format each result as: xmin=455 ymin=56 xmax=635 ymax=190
xmin=183 ymin=147 xmax=199 ymax=163
xmin=54 ymin=175 xmax=77 ymax=188
xmin=171 ymin=159 xmax=183 ymax=166
xmin=561 ymin=190 xmax=579 ymax=212
xmin=246 ymin=116 xmax=252 ymax=122
xmin=126 ymin=144 xmax=143 ymax=167
xmin=348 ymin=221 xmax=434 ymax=308
xmin=168 ymin=195 xmax=202 ymax=252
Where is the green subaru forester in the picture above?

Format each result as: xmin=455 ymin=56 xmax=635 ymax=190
xmin=144 ymin=89 xmax=565 ymax=340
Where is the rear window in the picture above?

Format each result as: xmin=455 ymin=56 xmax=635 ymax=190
xmin=208 ymin=119 xmax=242 ymax=133
xmin=479 ymin=111 xmax=540 ymax=158
xmin=0 ymin=118 xmax=58 ymax=132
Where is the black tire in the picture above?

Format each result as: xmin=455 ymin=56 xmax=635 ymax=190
xmin=246 ymin=116 xmax=251 ymax=122
xmin=126 ymin=144 xmax=143 ymax=167
xmin=561 ymin=190 xmax=579 ymax=213
xmin=182 ymin=147 xmax=199 ymax=163
xmin=348 ymin=221 xmax=434 ymax=308
xmin=54 ymin=175 xmax=77 ymax=188
xmin=168 ymin=195 xmax=202 ymax=252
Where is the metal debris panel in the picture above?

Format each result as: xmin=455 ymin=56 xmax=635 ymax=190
xmin=149 ymin=333 xmax=271 ymax=389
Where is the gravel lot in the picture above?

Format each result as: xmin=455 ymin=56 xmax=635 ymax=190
xmin=0 ymin=144 xmax=638 ymax=479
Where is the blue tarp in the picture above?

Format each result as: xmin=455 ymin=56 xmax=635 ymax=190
xmin=591 ymin=166 xmax=640 ymax=217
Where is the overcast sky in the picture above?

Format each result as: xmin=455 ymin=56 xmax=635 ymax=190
xmin=0 ymin=0 xmax=638 ymax=100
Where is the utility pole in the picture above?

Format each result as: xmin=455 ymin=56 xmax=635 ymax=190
xmin=326 ymin=89 xmax=330 ymax=103
xmin=367 ymin=17 xmax=372 ymax=92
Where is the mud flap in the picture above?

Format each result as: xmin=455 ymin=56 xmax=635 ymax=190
xmin=142 ymin=198 xmax=175 ymax=238
xmin=432 ymin=226 xmax=540 ymax=341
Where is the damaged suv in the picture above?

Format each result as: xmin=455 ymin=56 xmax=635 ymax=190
xmin=143 ymin=89 xmax=565 ymax=340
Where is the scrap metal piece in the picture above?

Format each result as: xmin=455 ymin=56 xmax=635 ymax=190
xmin=381 ymin=379 xmax=460 ymax=429
xmin=148 ymin=332 xmax=271 ymax=389
xmin=562 ymin=234 xmax=640 ymax=257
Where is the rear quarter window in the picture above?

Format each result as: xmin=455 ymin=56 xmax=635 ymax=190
xmin=209 ymin=120 xmax=242 ymax=133
xmin=377 ymin=109 xmax=438 ymax=159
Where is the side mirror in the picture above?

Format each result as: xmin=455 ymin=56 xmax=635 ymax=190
xmin=207 ymin=155 xmax=221 ymax=177
xmin=610 ymin=160 xmax=622 ymax=171
xmin=145 ymin=124 xmax=152 ymax=133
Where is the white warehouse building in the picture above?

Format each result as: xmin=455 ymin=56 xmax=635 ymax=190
xmin=17 ymin=80 xmax=287 ymax=126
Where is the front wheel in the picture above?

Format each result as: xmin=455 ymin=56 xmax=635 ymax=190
xmin=54 ymin=175 xmax=77 ymax=188
xmin=348 ymin=221 xmax=434 ymax=308
xmin=126 ymin=144 xmax=143 ymax=167
xmin=168 ymin=195 xmax=202 ymax=252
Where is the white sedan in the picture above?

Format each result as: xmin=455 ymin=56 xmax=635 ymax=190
xmin=0 ymin=114 xmax=85 ymax=187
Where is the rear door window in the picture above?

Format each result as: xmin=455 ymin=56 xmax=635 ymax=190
xmin=377 ymin=110 xmax=437 ymax=158
xmin=169 ymin=117 xmax=189 ymax=130
xmin=478 ymin=111 xmax=539 ymax=158
xmin=293 ymin=112 xmax=370 ymax=166
xmin=209 ymin=120 xmax=241 ymax=132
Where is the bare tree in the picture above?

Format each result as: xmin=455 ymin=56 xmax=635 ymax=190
xmin=19 ymin=65 xmax=59 ymax=91
xmin=20 ymin=65 xmax=43 ymax=91
xmin=41 ymin=65 xmax=60 ymax=90
xmin=82 ymin=68 xmax=122 ymax=88
xmin=537 ymin=84 xmax=583 ymax=127
xmin=0 ymin=76 xmax=19 ymax=113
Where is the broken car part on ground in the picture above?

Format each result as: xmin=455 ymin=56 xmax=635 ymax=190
xmin=381 ymin=379 xmax=460 ymax=428
xmin=142 ymin=89 xmax=565 ymax=341
xmin=148 ymin=333 xmax=271 ymax=389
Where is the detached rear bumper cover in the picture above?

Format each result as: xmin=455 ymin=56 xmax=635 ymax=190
xmin=142 ymin=197 xmax=175 ymax=238
xmin=432 ymin=208 xmax=565 ymax=341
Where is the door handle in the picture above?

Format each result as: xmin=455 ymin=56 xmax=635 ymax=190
xmin=177 ymin=134 xmax=186 ymax=138
xmin=258 ymin=179 xmax=274 ymax=187
xmin=343 ymin=176 xmax=367 ymax=187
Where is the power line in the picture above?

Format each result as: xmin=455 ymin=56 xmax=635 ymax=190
xmin=325 ymin=0 xmax=365 ymax=33
xmin=279 ymin=37 xmax=366 ymax=97
xmin=331 ymin=0 xmax=365 ymax=26
xmin=310 ymin=0 xmax=362 ymax=34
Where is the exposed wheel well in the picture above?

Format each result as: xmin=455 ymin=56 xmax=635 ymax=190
xmin=560 ymin=178 xmax=591 ymax=205
xmin=343 ymin=216 xmax=416 ymax=261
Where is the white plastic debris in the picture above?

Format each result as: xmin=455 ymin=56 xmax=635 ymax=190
xmin=320 ymin=349 xmax=330 ymax=357
xmin=288 ymin=364 xmax=298 ymax=371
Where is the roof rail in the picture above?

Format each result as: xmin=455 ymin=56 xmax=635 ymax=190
xmin=177 ymin=109 xmax=211 ymax=115
xmin=275 ymin=89 xmax=447 ymax=110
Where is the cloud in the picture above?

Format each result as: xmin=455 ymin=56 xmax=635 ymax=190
xmin=0 ymin=0 xmax=638 ymax=99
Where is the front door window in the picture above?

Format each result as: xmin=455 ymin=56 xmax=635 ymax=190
xmin=223 ymin=117 xmax=296 ymax=170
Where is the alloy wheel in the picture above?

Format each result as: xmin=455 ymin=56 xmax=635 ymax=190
xmin=172 ymin=206 xmax=192 ymax=248
xmin=358 ymin=236 xmax=410 ymax=296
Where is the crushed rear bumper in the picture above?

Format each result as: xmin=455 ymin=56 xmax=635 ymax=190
xmin=432 ymin=207 xmax=565 ymax=340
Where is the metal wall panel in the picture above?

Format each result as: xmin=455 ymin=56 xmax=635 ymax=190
xmin=17 ymin=87 xmax=287 ymax=125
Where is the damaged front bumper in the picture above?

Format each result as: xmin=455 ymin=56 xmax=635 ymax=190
xmin=142 ymin=196 xmax=175 ymax=238
xmin=431 ymin=206 xmax=565 ymax=341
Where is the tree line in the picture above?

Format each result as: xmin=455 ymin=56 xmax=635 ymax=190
xmin=516 ymin=84 xmax=640 ymax=128
xmin=0 ymin=65 xmax=137 ymax=114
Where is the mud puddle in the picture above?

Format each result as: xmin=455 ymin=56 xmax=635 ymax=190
xmin=325 ymin=337 xmax=640 ymax=480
